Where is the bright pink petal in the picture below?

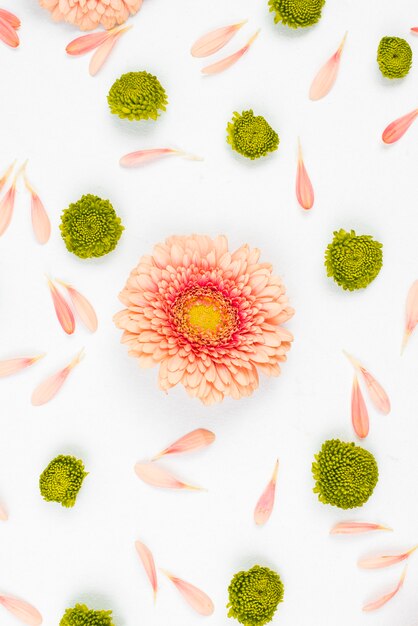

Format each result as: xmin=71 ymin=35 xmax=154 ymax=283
xmin=66 ymin=30 xmax=110 ymax=55
xmin=31 ymin=349 xmax=84 ymax=406
xmin=358 ymin=545 xmax=418 ymax=569
xmin=363 ymin=567 xmax=407 ymax=612
xmin=161 ymin=570 xmax=214 ymax=616
xmin=0 ymin=354 xmax=45 ymax=378
xmin=201 ymin=29 xmax=260 ymax=75
xmin=0 ymin=9 xmax=20 ymax=29
xmin=47 ymin=278 xmax=75 ymax=335
xmin=0 ymin=16 xmax=19 ymax=48
xmin=254 ymin=459 xmax=279 ymax=526
xmin=191 ymin=21 xmax=247 ymax=57
xmin=58 ymin=280 xmax=98 ymax=333
xmin=351 ymin=375 xmax=369 ymax=439
xmin=0 ymin=183 xmax=16 ymax=236
xmin=134 ymin=462 xmax=204 ymax=491
xmin=296 ymin=139 xmax=314 ymax=210
xmin=330 ymin=521 xmax=392 ymax=535
xmin=152 ymin=429 xmax=215 ymax=460
xmin=0 ymin=594 xmax=42 ymax=625
xmin=135 ymin=540 xmax=158 ymax=601
xmin=402 ymin=279 xmax=418 ymax=353
xmin=382 ymin=109 xmax=418 ymax=144
xmin=309 ymin=32 xmax=347 ymax=101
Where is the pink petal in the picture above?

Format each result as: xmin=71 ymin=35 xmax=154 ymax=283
xmin=120 ymin=148 xmax=202 ymax=167
xmin=254 ymin=459 xmax=279 ymax=526
xmin=344 ymin=351 xmax=390 ymax=415
xmin=0 ymin=183 xmax=16 ymax=236
xmin=0 ymin=354 xmax=45 ymax=378
xmin=57 ymin=280 xmax=98 ymax=333
xmin=191 ymin=20 xmax=247 ymax=57
xmin=358 ymin=545 xmax=418 ymax=569
xmin=382 ymin=109 xmax=418 ymax=144
xmin=363 ymin=566 xmax=407 ymax=612
xmin=25 ymin=177 xmax=51 ymax=245
xmin=351 ymin=375 xmax=369 ymax=439
xmin=296 ymin=139 xmax=314 ymax=210
xmin=201 ymin=29 xmax=260 ymax=75
xmin=66 ymin=31 xmax=110 ymax=55
xmin=411 ymin=27 xmax=418 ymax=34
xmin=0 ymin=16 xmax=19 ymax=48
xmin=161 ymin=570 xmax=214 ymax=616
xmin=0 ymin=9 xmax=20 ymax=29
xmin=0 ymin=160 xmax=15 ymax=194
xmin=0 ymin=503 xmax=8 ymax=521
xmin=0 ymin=594 xmax=42 ymax=625
xmin=89 ymin=26 xmax=131 ymax=76
xmin=135 ymin=540 xmax=158 ymax=601
xmin=402 ymin=279 xmax=418 ymax=353
xmin=134 ymin=462 xmax=204 ymax=491
xmin=47 ymin=278 xmax=75 ymax=335
xmin=31 ymin=348 xmax=85 ymax=406
xmin=330 ymin=521 xmax=392 ymax=535
xmin=309 ymin=32 xmax=347 ymax=101
xmin=152 ymin=429 xmax=215 ymax=461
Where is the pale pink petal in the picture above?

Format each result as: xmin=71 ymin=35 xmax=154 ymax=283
xmin=309 ymin=32 xmax=347 ymax=101
xmin=382 ymin=109 xmax=418 ymax=144
xmin=134 ymin=462 xmax=204 ymax=491
xmin=402 ymin=280 xmax=418 ymax=353
xmin=161 ymin=570 xmax=214 ymax=616
xmin=120 ymin=148 xmax=202 ymax=167
xmin=152 ymin=429 xmax=215 ymax=460
xmin=31 ymin=348 xmax=85 ymax=406
xmin=0 ymin=183 xmax=16 ymax=236
xmin=23 ymin=175 xmax=51 ymax=245
xmin=0 ymin=16 xmax=19 ymax=48
xmin=351 ymin=375 xmax=369 ymax=439
xmin=295 ymin=139 xmax=314 ymax=210
xmin=363 ymin=567 xmax=407 ymax=612
xmin=191 ymin=20 xmax=247 ymax=57
xmin=358 ymin=545 xmax=418 ymax=569
xmin=330 ymin=521 xmax=392 ymax=535
xmin=254 ymin=459 xmax=279 ymax=526
xmin=89 ymin=26 xmax=131 ymax=76
xmin=66 ymin=30 xmax=110 ymax=55
xmin=344 ymin=351 xmax=390 ymax=415
xmin=201 ymin=29 xmax=260 ymax=75
xmin=0 ymin=9 xmax=20 ymax=30
xmin=57 ymin=280 xmax=98 ymax=333
xmin=0 ymin=160 xmax=15 ymax=195
xmin=0 ymin=503 xmax=8 ymax=521
xmin=135 ymin=540 xmax=158 ymax=601
xmin=47 ymin=278 xmax=75 ymax=335
xmin=0 ymin=354 xmax=45 ymax=378
xmin=0 ymin=594 xmax=42 ymax=625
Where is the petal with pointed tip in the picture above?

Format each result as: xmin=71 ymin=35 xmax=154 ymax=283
xmin=191 ymin=21 xmax=246 ymax=57
xmin=0 ymin=9 xmax=20 ymax=29
xmin=351 ymin=375 xmax=369 ymax=439
xmin=363 ymin=567 xmax=407 ymax=612
xmin=358 ymin=545 xmax=418 ymax=569
xmin=330 ymin=521 xmax=392 ymax=535
xmin=66 ymin=31 xmax=110 ymax=55
xmin=309 ymin=33 xmax=347 ymax=101
xmin=31 ymin=349 xmax=84 ymax=406
xmin=135 ymin=541 xmax=158 ymax=600
xmin=58 ymin=281 xmax=98 ymax=333
xmin=47 ymin=279 xmax=75 ymax=335
xmin=254 ymin=459 xmax=279 ymax=526
xmin=0 ymin=354 xmax=44 ymax=378
xmin=402 ymin=280 xmax=418 ymax=353
xmin=0 ymin=184 xmax=16 ymax=236
xmin=0 ymin=17 xmax=19 ymax=48
xmin=343 ymin=351 xmax=390 ymax=415
xmin=120 ymin=148 xmax=177 ymax=167
xmin=0 ymin=594 xmax=42 ymax=625
xmin=0 ymin=160 xmax=15 ymax=194
xmin=152 ymin=429 xmax=215 ymax=460
xmin=134 ymin=462 xmax=204 ymax=491
xmin=296 ymin=140 xmax=314 ymax=210
xmin=202 ymin=29 xmax=260 ymax=75
xmin=382 ymin=109 xmax=418 ymax=144
xmin=161 ymin=570 xmax=214 ymax=616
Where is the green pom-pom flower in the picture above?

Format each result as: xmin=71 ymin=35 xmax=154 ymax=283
xmin=60 ymin=194 xmax=124 ymax=259
xmin=107 ymin=71 xmax=168 ymax=121
xmin=227 ymin=565 xmax=284 ymax=626
xmin=227 ymin=110 xmax=279 ymax=160
xmin=268 ymin=0 xmax=325 ymax=28
xmin=39 ymin=455 xmax=87 ymax=508
xmin=377 ymin=37 xmax=412 ymax=79
xmin=312 ymin=439 xmax=378 ymax=509
xmin=60 ymin=604 xmax=115 ymax=626
xmin=325 ymin=229 xmax=383 ymax=291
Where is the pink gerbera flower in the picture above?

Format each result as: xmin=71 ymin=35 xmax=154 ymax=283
xmin=39 ymin=0 xmax=142 ymax=31
xmin=114 ymin=235 xmax=294 ymax=405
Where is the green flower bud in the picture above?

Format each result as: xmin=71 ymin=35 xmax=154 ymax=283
xmin=60 ymin=194 xmax=124 ymax=259
xmin=39 ymin=455 xmax=87 ymax=508
xmin=227 ymin=565 xmax=284 ymax=626
xmin=60 ymin=604 xmax=115 ymax=626
xmin=377 ymin=37 xmax=412 ymax=79
xmin=312 ymin=439 xmax=378 ymax=509
xmin=227 ymin=110 xmax=279 ymax=160
xmin=108 ymin=71 xmax=168 ymax=121
xmin=325 ymin=228 xmax=383 ymax=291
xmin=269 ymin=0 xmax=325 ymax=28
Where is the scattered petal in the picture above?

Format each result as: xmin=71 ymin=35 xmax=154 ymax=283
xmin=402 ymin=280 xmax=418 ymax=353
xmin=0 ymin=9 xmax=20 ymax=29
xmin=57 ymin=280 xmax=98 ymax=333
xmin=0 ymin=594 xmax=42 ymax=625
xmin=344 ymin=351 xmax=391 ymax=415
xmin=382 ymin=108 xmax=418 ymax=144
xmin=202 ymin=29 xmax=260 ymax=75
xmin=31 ymin=348 xmax=85 ymax=406
xmin=24 ymin=175 xmax=51 ymax=245
xmin=411 ymin=27 xmax=418 ymax=34
xmin=0 ymin=354 xmax=45 ymax=378
xmin=309 ymin=32 xmax=347 ymax=101
xmin=254 ymin=459 xmax=279 ymax=526
xmin=0 ymin=16 xmax=19 ymax=48
xmin=296 ymin=139 xmax=314 ymax=210
xmin=46 ymin=278 xmax=75 ymax=335
xmin=358 ymin=545 xmax=418 ymax=569
xmin=120 ymin=148 xmax=203 ymax=167
xmin=66 ymin=30 xmax=111 ymax=55
xmin=363 ymin=566 xmax=407 ymax=612
xmin=135 ymin=540 xmax=158 ymax=601
xmin=191 ymin=20 xmax=247 ymax=57
xmin=351 ymin=375 xmax=369 ymax=439
xmin=89 ymin=26 xmax=131 ymax=76
xmin=0 ymin=160 xmax=15 ymax=194
xmin=152 ymin=429 xmax=215 ymax=461
xmin=160 ymin=570 xmax=214 ymax=616
xmin=0 ymin=503 xmax=8 ymax=521
xmin=330 ymin=521 xmax=392 ymax=535
xmin=134 ymin=462 xmax=204 ymax=491
xmin=0 ymin=181 xmax=16 ymax=236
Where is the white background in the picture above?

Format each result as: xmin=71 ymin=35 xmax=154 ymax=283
xmin=0 ymin=1 xmax=417 ymax=625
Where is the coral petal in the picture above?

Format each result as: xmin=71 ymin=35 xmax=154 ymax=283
xmin=201 ymin=29 xmax=260 ymax=75
xmin=309 ymin=32 xmax=347 ymax=101
xmin=382 ymin=109 xmax=418 ymax=144
xmin=161 ymin=570 xmax=214 ymax=616
xmin=58 ymin=281 xmax=98 ymax=332
xmin=30 ymin=190 xmax=50 ymax=245
xmin=191 ymin=21 xmax=247 ymax=57
xmin=363 ymin=567 xmax=407 ymax=612
xmin=254 ymin=459 xmax=279 ymax=526
xmin=120 ymin=148 xmax=177 ymax=167
xmin=0 ymin=184 xmax=16 ymax=236
xmin=351 ymin=375 xmax=369 ymax=439
xmin=47 ymin=279 xmax=75 ymax=335
xmin=0 ymin=9 xmax=20 ymax=30
xmin=135 ymin=540 xmax=158 ymax=600
xmin=358 ymin=545 xmax=418 ymax=569
xmin=330 ymin=521 xmax=392 ymax=535
xmin=134 ymin=462 xmax=204 ymax=491
xmin=0 ymin=160 xmax=15 ymax=194
xmin=0 ymin=594 xmax=42 ymax=625
xmin=0 ymin=16 xmax=19 ymax=48
xmin=0 ymin=354 xmax=45 ymax=378
xmin=152 ymin=429 xmax=215 ymax=460
xmin=296 ymin=139 xmax=314 ymax=210
xmin=402 ymin=280 xmax=418 ymax=353
xmin=31 ymin=349 xmax=84 ymax=406
xmin=411 ymin=27 xmax=418 ymax=34
xmin=66 ymin=31 xmax=110 ymax=55
xmin=344 ymin=351 xmax=390 ymax=415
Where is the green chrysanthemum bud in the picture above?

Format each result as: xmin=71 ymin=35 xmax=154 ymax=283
xmin=227 ymin=565 xmax=284 ymax=626
xmin=60 ymin=604 xmax=115 ymax=626
xmin=60 ymin=194 xmax=124 ymax=259
xmin=40 ymin=455 xmax=87 ymax=508
xmin=325 ymin=229 xmax=383 ymax=291
xmin=377 ymin=37 xmax=412 ymax=79
xmin=107 ymin=71 xmax=168 ymax=121
xmin=227 ymin=110 xmax=279 ymax=160
xmin=268 ymin=0 xmax=325 ymax=28
xmin=312 ymin=439 xmax=378 ymax=509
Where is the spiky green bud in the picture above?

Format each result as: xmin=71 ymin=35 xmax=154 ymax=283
xmin=60 ymin=604 xmax=115 ymax=626
xmin=227 ymin=565 xmax=284 ymax=626
xmin=269 ymin=0 xmax=325 ymax=28
xmin=107 ymin=71 xmax=168 ymax=121
xmin=325 ymin=229 xmax=383 ymax=291
xmin=227 ymin=110 xmax=279 ymax=160
xmin=39 ymin=455 xmax=87 ymax=508
xmin=377 ymin=37 xmax=412 ymax=79
xmin=312 ymin=439 xmax=378 ymax=509
xmin=60 ymin=194 xmax=124 ymax=259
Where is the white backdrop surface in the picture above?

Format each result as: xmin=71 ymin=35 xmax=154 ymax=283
xmin=0 ymin=1 xmax=418 ymax=625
